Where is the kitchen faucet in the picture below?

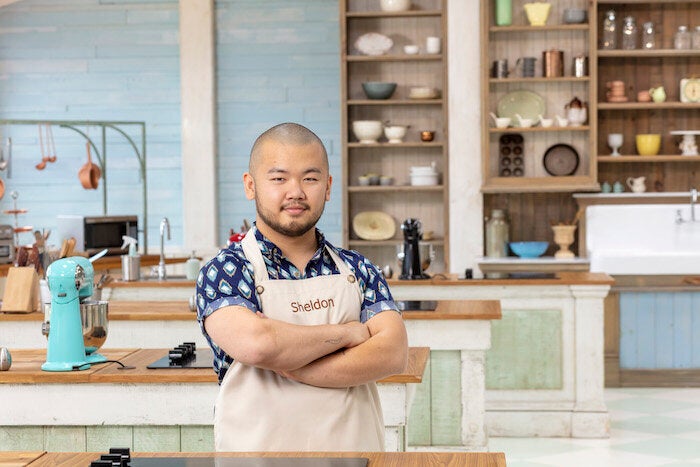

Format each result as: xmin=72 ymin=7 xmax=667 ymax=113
xmin=157 ymin=217 xmax=171 ymax=280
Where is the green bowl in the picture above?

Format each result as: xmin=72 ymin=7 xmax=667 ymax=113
xmin=362 ymin=82 xmax=397 ymax=100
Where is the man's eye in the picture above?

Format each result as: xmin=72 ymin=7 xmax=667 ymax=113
xmin=270 ymin=177 xmax=285 ymax=182
xmin=304 ymin=177 xmax=319 ymax=182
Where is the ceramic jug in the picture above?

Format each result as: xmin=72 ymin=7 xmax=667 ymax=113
xmin=626 ymin=176 xmax=646 ymax=193
xmin=649 ymin=86 xmax=666 ymax=103
xmin=565 ymin=97 xmax=588 ymax=126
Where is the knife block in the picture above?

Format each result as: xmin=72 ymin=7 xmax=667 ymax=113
xmin=1 ymin=266 xmax=40 ymax=313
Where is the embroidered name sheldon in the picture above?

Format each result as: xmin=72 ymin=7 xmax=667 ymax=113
xmin=290 ymin=297 xmax=335 ymax=313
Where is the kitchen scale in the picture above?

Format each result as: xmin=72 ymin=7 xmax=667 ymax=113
xmin=146 ymin=342 xmax=214 ymax=369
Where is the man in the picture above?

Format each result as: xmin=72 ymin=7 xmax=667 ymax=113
xmin=196 ymin=122 xmax=408 ymax=452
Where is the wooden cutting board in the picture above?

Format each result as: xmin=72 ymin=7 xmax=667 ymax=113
xmin=1 ymin=266 xmax=39 ymax=313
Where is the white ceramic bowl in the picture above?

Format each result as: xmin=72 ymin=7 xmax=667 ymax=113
xmin=384 ymin=125 xmax=407 ymax=143
xmin=494 ymin=117 xmax=511 ymax=128
xmin=408 ymin=87 xmax=439 ymax=99
xmin=410 ymin=173 xmax=439 ymax=186
xmin=380 ymin=0 xmax=411 ymax=12
xmin=403 ymin=44 xmax=419 ymax=55
xmin=352 ymin=120 xmax=383 ymax=143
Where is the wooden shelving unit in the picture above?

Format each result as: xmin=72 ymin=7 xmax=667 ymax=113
xmin=341 ymin=0 xmax=449 ymax=272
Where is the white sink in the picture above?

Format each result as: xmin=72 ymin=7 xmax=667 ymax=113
xmin=587 ymin=204 xmax=700 ymax=275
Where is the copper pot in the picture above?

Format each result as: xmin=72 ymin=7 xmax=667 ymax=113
xmin=543 ymin=49 xmax=564 ymax=78
xmin=78 ymin=142 xmax=101 ymax=190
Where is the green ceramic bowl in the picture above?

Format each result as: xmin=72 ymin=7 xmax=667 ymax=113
xmin=362 ymin=81 xmax=397 ymax=100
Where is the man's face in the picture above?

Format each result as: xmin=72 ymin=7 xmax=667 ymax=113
xmin=244 ymin=140 xmax=332 ymax=238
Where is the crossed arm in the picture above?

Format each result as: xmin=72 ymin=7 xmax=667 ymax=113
xmin=204 ymin=306 xmax=408 ymax=388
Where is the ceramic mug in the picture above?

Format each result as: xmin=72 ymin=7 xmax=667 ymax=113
xmin=426 ymin=36 xmax=441 ymax=54
xmin=626 ymin=176 xmax=647 ymax=193
xmin=613 ymin=181 xmax=625 ymax=193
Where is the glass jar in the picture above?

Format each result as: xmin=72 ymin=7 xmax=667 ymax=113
xmin=485 ymin=209 xmax=509 ymax=258
xmin=693 ymin=26 xmax=700 ymax=50
xmin=642 ymin=22 xmax=655 ymax=49
xmin=675 ymin=25 xmax=691 ymax=50
xmin=602 ymin=10 xmax=617 ymax=50
xmin=621 ymin=16 xmax=637 ymax=49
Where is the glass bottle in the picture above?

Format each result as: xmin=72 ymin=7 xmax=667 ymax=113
xmin=485 ymin=209 xmax=509 ymax=258
xmin=602 ymin=10 xmax=617 ymax=50
xmin=621 ymin=16 xmax=637 ymax=49
xmin=642 ymin=22 xmax=655 ymax=49
xmin=495 ymin=0 xmax=512 ymax=26
xmin=692 ymin=26 xmax=700 ymax=50
xmin=674 ymin=25 xmax=691 ymax=50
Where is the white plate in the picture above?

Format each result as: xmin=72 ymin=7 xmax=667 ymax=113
xmin=352 ymin=211 xmax=396 ymax=240
xmin=354 ymin=32 xmax=393 ymax=56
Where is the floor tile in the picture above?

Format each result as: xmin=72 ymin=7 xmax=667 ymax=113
xmin=530 ymin=447 xmax=673 ymax=467
xmin=613 ymin=416 xmax=700 ymax=436
xmin=613 ymin=437 xmax=700 ymax=460
xmin=606 ymin=397 xmax=697 ymax=415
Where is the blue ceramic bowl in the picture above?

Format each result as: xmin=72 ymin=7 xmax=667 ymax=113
xmin=362 ymin=81 xmax=397 ymax=100
xmin=509 ymin=241 xmax=548 ymax=258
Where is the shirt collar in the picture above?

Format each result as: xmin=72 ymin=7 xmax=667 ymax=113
xmin=252 ymin=223 xmax=327 ymax=265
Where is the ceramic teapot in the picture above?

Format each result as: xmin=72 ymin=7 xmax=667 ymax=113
xmin=626 ymin=176 xmax=646 ymax=193
xmin=649 ymin=86 xmax=666 ymax=103
xmin=565 ymin=97 xmax=587 ymax=126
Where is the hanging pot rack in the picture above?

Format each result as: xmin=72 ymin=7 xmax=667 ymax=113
xmin=0 ymin=119 xmax=149 ymax=253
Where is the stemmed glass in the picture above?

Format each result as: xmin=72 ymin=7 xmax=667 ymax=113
xmin=608 ymin=133 xmax=623 ymax=156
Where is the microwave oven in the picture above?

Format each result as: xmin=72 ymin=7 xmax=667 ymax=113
xmin=56 ymin=215 xmax=138 ymax=256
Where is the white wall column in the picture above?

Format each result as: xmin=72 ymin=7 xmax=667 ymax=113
xmin=179 ymin=0 xmax=218 ymax=254
xmin=448 ymin=0 xmax=483 ymax=275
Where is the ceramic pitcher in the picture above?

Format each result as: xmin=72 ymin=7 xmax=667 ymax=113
xmin=626 ymin=176 xmax=646 ymax=193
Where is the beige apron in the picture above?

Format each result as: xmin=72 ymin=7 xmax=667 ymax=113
xmin=214 ymin=232 xmax=385 ymax=452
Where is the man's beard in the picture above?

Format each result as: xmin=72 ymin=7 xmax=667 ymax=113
xmin=255 ymin=198 xmax=324 ymax=238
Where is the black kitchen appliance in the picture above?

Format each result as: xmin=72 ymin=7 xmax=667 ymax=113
xmin=146 ymin=342 xmax=214 ymax=369
xmin=399 ymin=218 xmax=429 ymax=280
xmin=91 ymin=447 xmax=369 ymax=467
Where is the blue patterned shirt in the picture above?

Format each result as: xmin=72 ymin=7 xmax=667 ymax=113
xmin=196 ymin=225 xmax=399 ymax=383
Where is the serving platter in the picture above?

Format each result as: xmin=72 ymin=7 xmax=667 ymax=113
xmin=497 ymin=90 xmax=546 ymax=121
xmin=354 ymin=32 xmax=393 ymax=56
xmin=352 ymin=211 xmax=395 ymax=240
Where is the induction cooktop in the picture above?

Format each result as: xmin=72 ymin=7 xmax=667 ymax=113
xmin=146 ymin=342 xmax=214 ymax=369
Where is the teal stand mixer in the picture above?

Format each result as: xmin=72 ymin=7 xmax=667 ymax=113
xmin=42 ymin=256 xmax=107 ymax=371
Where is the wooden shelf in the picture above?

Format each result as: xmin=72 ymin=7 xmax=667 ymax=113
xmin=482 ymin=176 xmax=600 ymax=193
xmin=489 ymin=24 xmax=589 ymax=32
xmin=598 ymin=155 xmax=700 ymax=162
xmin=346 ymin=54 xmax=442 ymax=62
xmin=348 ymin=99 xmax=443 ymax=105
xmin=598 ymin=102 xmax=700 ymax=110
xmin=597 ymin=49 xmax=700 ymax=58
xmin=478 ymin=257 xmax=590 ymax=273
xmin=346 ymin=10 xmax=442 ymax=18
xmin=489 ymin=77 xmax=590 ymax=84
xmin=596 ymin=0 xmax=700 ymax=3
xmin=348 ymin=185 xmax=445 ymax=193
xmin=348 ymin=142 xmax=443 ymax=148
xmin=488 ymin=126 xmax=590 ymax=133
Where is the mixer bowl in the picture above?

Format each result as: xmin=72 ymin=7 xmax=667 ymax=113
xmin=396 ymin=242 xmax=435 ymax=272
xmin=42 ymin=300 xmax=109 ymax=354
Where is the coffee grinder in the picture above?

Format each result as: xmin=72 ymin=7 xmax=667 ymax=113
xmin=399 ymin=218 xmax=429 ymax=280
xmin=42 ymin=256 xmax=105 ymax=371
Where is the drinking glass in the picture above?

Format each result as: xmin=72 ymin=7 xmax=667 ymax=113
xmin=608 ymin=133 xmax=623 ymax=156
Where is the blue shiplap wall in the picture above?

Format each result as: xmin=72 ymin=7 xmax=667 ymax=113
xmin=215 ymin=0 xmax=341 ymax=245
xmin=620 ymin=291 xmax=700 ymax=369
xmin=0 ymin=0 xmax=342 ymax=251
xmin=0 ymin=0 xmax=181 ymax=251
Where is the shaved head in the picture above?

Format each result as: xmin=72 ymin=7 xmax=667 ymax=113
xmin=249 ymin=122 xmax=328 ymax=175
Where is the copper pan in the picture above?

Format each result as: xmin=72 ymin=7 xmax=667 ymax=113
xmin=0 ymin=178 xmax=5 ymax=200
xmin=78 ymin=142 xmax=100 ymax=190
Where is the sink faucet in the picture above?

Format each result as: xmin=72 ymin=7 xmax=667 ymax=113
xmin=692 ymin=188 xmax=698 ymax=222
xmin=157 ymin=217 xmax=171 ymax=280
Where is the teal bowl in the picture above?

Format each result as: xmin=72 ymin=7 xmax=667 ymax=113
xmin=509 ymin=241 xmax=548 ymax=258
xmin=362 ymin=81 xmax=397 ymax=100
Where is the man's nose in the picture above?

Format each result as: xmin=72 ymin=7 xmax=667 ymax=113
xmin=286 ymin=178 xmax=306 ymax=199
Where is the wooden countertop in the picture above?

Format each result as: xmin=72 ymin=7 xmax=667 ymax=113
xmin=0 ymin=255 xmax=189 ymax=277
xmin=0 ymin=347 xmax=429 ymax=385
xmin=0 ymin=300 xmax=501 ymax=322
xmin=99 ymin=271 xmax=612 ymax=288
xmin=0 ymin=451 xmax=44 ymax=466
xmin=388 ymin=271 xmax=614 ymax=286
xmin=13 ymin=451 xmax=506 ymax=466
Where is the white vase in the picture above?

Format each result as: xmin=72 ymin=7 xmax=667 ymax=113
xmin=380 ymin=0 xmax=411 ymax=12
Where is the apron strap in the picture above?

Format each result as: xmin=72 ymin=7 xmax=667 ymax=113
xmin=241 ymin=227 xmax=361 ymax=296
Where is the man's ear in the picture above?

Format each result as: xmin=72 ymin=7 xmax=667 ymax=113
xmin=243 ymin=172 xmax=255 ymax=200
xmin=325 ymin=174 xmax=332 ymax=202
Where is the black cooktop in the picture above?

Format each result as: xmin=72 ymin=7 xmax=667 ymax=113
xmin=130 ymin=458 xmax=368 ymax=467
xmin=146 ymin=342 xmax=214 ymax=369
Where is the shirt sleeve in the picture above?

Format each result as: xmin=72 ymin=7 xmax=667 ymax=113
xmin=340 ymin=249 xmax=399 ymax=322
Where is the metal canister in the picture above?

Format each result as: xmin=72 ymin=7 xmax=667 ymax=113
xmin=573 ymin=55 xmax=588 ymax=77
xmin=542 ymin=49 xmax=564 ymax=78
